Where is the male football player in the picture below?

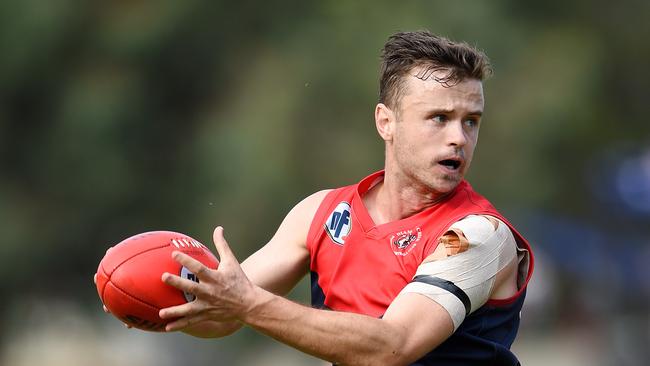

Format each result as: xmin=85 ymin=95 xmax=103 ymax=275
xmin=110 ymin=30 xmax=534 ymax=365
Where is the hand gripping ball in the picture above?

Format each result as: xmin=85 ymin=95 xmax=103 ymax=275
xmin=95 ymin=231 xmax=218 ymax=331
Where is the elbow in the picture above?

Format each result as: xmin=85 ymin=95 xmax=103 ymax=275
xmin=373 ymin=350 xmax=410 ymax=366
xmin=336 ymin=345 xmax=409 ymax=366
xmin=364 ymin=328 xmax=413 ymax=366
xmin=354 ymin=342 xmax=411 ymax=366
xmin=337 ymin=324 xmax=416 ymax=366
xmin=345 ymin=352 xmax=406 ymax=366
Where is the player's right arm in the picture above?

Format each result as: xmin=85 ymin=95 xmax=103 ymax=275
xmin=241 ymin=189 xmax=331 ymax=295
xmin=181 ymin=189 xmax=331 ymax=338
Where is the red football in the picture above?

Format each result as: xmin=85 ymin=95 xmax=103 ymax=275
xmin=95 ymin=231 xmax=218 ymax=331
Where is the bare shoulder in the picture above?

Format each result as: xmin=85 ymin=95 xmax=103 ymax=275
xmin=241 ymin=189 xmax=333 ymax=295
xmin=254 ymin=189 xmax=334 ymax=253
xmin=295 ymin=189 xmax=333 ymax=212
xmin=280 ymin=189 xmax=332 ymax=227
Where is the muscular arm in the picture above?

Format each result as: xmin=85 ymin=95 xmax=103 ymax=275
xmin=239 ymin=190 xmax=331 ymax=295
xmin=180 ymin=190 xmax=329 ymax=338
xmin=168 ymin=189 xmax=452 ymax=364
xmin=242 ymin=288 xmax=453 ymax=366
xmin=235 ymin=216 xmax=520 ymax=365
xmin=401 ymin=215 xmax=520 ymax=330
xmin=160 ymin=212 xmax=518 ymax=365
xmin=163 ymin=225 xmax=455 ymax=365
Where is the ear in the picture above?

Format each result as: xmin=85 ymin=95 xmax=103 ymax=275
xmin=375 ymin=103 xmax=396 ymax=142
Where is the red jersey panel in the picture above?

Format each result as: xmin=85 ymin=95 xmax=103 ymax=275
xmin=307 ymin=170 xmax=533 ymax=317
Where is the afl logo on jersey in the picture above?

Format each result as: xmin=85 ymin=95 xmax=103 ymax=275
xmin=324 ymin=201 xmax=352 ymax=245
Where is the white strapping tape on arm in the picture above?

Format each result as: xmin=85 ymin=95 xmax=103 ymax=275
xmin=400 ymin=215 xmax=517 ymax=330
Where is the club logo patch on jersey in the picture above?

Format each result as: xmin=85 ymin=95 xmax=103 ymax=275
xmin=324 ymin=201 xmax=352 ymax=245
xmin=390 ymin=227 xmax=422 ymax=256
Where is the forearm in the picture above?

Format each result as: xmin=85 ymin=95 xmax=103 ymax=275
xmin=160 ymin=227 xmax=450 ymax=363
xmin=241 ymin=287 xmax=405 ymax=366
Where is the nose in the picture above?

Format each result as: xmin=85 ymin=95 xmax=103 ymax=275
xmin=446 ymin=120 xmax=468 ymax=147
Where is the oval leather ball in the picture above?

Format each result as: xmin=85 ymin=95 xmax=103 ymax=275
xmin=96 ymin=231 xmax=218 ymax=331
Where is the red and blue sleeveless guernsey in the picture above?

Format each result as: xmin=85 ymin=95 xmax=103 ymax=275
xmin=307 ymin=171 xmax=534 ymax=366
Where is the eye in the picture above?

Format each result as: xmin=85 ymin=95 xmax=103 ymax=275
xmin=464 ymin=118 xmax=480 ymax=128
xmin=431 ymin=114 xmax=448 ymax=123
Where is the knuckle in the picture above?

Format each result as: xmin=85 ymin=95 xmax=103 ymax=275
xmin=189 ymin=282 xmax=201 ymax=295
xmin=196 ymin=265 xmax=210 ymax=276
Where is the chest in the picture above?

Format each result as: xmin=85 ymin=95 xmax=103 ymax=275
xmin=309 ymin=205 xmax=440 ymax=317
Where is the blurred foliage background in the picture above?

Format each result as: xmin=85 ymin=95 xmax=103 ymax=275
xmin=1 ymin=0 xmax=649 ymax=365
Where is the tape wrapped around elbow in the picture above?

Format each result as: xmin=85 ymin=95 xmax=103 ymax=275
xmin=400 ymin=215 xmax=517 ymax=330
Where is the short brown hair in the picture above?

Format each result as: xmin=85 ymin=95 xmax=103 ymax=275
xmin=379 ymin=30 xmax=492 ymax=109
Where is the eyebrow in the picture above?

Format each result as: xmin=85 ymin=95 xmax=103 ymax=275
xmin=429 ymin=108 xmax=483 ymax=116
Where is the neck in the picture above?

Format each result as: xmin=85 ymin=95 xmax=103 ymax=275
xmin=363 ymin=171 xmax=453 ymax=225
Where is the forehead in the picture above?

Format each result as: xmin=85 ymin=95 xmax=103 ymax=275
xmin=399 ymin=68 xmax=484 ymax=112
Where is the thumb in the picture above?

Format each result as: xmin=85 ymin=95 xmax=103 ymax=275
xmin=213 ymin=226 xmax=237 ymax=264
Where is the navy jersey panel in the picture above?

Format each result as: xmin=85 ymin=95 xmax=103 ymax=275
xmin=316 ymin=279 xmax=526 ymax=365
xmin=411 ymin=291 xmax=526 ymax=365
xmin=310 ymin=271 xmax=327 ymax=309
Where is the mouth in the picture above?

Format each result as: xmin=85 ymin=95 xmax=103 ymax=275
xmin=437 ymin=157 xmax=463 ymax=171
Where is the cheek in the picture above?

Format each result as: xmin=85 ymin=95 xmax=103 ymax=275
xmin=463 ymin=138 xmax=478 ymax=164
xmin=400 ymin=132 xmax=431 ymax=156
xmin=393 ymin=131 xmax=427 ymax=164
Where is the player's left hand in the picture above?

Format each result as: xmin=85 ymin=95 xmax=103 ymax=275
xmin=159 ymin=226 xmax=257 ymax=332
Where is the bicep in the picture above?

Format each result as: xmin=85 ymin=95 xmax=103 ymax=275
xmin=241 ymin=236 xmax=307 ymax=296
xmin=241 ymin=190 xmax=331 ymax=296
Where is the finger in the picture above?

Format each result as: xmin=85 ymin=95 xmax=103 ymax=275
xmin=165 ymin=313 xmax=212 ymax=332
xmin=162 ymin=272 xmax=202 ymax=295
xmin=99 ymin=303 xmax=130 ymax=328
xmin=165 ymin=317 xmax=190 ymax=332
xmin=93 ymin=273 xmax=97 ymax=285
xmin=170 ymin=251 xmax=210 ymax=278
xmin=159 ymin=301 xmax=199 ymax=319
xmin=212 ymin=226 xmax=237 ymax=264
xmin=161 ymin=272 xmax=199 ymax=295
